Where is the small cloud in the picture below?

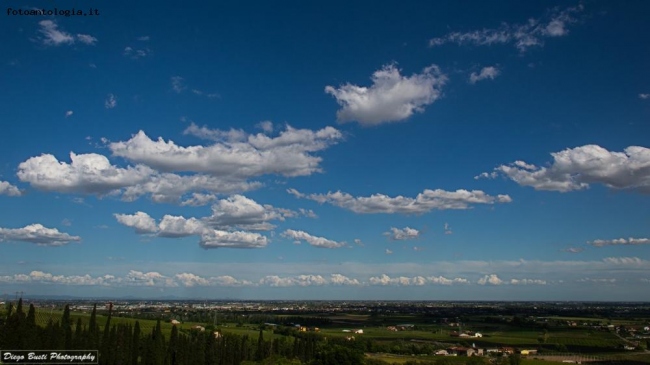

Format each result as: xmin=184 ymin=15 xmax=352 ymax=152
xmin=76 ymin=34 xmax=98 ymax=45
xmin=384 ymin=227 xmax=420 ymax=240
xmin=171 ymin=76 xmax=186 ymax=93
xmin=89 ymin=63 xmax=97 ymax=69
xmin=0 ymin=181 xmax=22 ymax=197
xmin=385 ymin=249 xmax=393 ymax=254
xmin=562 ymin=247 xmax=584 ymax=253
xmin=281 ymin=229 xmax=346 ymax=249
xmin=444 ymin=222 xmax=452 ymax=235
xmin=469 ymin=66 xmax=500 ymax=84
xmin=354 ymin=238 xmax=364 ymax=247
xmin=61 ymin=218 xmax=72 ymax=227
xmin=36 ymin=20 xmax=74 ymax=46
xmin=137 ymin=36 xmax=150 ymax=41
xmin=413 ymin=246 xmax=424 ymax=251
xmin=72 ymin=197 xmax=84 ymax=204
xmin=477 ymin=274 xmax=503 ymax=285
xmin=257 ymin=121 xmax=274 ymax=133
xmin=35 ymin=20 xmax=98 ymax=47
xmin=123 ymin=46 xmax=150 ymax=59
xmin=65 ymin=110 xmax=74 ymax=118
xmin=640 ymin=93 xmax=650 ymax=100
xmin=105 ymin=94 xmax=117 ymax=109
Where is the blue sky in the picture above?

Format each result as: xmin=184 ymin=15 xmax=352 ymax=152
xmin=1 ymin=0 xmax=649 ymax=300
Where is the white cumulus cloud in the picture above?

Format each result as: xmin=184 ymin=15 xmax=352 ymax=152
xmin=18 ymin=152 xmax=152 ymax=195
xmin=281 ymin=229 xmax=346 ymax=248
xmin=109 ymin=126 xmax=342 ymax=179
xmin=483 ymin=145 xmax=650 ymax=193
xmin=325 ymin=64 xmax=447 ymax=126
xmin=0 ymin=224 xmax=80 ymax=246
xmin=114 ymin=211 xmax=268 ymax=249
xmin=203 ymin=194 xmax=295 ymax=231
xmin=199 ymin=229 xmax=268 ymax=249
xmin=114 ymin=212 xmax=158 ymax=234
xmin=477 ymin=274 xmax=503 ymax=285
xmin=384 ymin=227 xmax=420 ymax=240
xmin=0 ymin=181 xmax=21 ymax=196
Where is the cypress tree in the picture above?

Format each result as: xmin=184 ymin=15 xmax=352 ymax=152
xmin=61 ymin=304 xmax=72 ymax=350
xmin=166 ymin=324 xmax=179 ymax=365
xmin=89 ymin=304 xmax=99 ymax=349
xmin=101 ymin=303 xmax=113 ymax=363
xmin=256 ymin=328 xmax=265 ymax=361
xmin=132 ymin=321 xmax=141 ymax=365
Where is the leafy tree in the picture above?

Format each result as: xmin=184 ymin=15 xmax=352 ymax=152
xmin=310 ymin=344 xmax=364 ymax=365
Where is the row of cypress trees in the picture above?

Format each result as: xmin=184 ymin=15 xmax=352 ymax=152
xmin=0 ymin=299 xmax=342 ymax=365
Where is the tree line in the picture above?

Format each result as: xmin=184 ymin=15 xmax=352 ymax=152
xmin=0 ymin=299 xmax=364 ymax=365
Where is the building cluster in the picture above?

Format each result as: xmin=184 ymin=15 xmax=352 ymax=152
xmin=435 ymin=346 xmax=537 ymax=357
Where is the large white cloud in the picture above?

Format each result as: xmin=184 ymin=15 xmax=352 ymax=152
xmin=384 ymin=227 xmax=420 ymax=240
xmin=480 ymin=145 xmax=650 ymax=193
xmin=114 ymin=212 xmax=158 ymax=234
xmin=0 ymin=181 xmax=21 ymax=196
xmin=158 ymin=215 xmax=205 ymax=237
xmin=109 ymin=125 xmax=342 ymax=178
xmin=0 ymin=224 xmax=80 ymax=246
xmin=17 ymin=152 xmax=152 ymax=195
xmin=281 ymin=229 xmax=346 ymax=248
xmin=325 ymin=64 xmax=447 ymax=126
xmin=429 ymin=5 xmax=583 ymax=52
xmin=588 ymin=237 xmax=650 ymax=247
xmin=203 ymin=194 xmax=295 ymax=231
xmin=17 ymin=152 xmax=260 ymax=203
xmin=199 ymin=229 xmax=268 ymax=249
xmin=288 ymin=188 xmax=511 ymax=214
xmin=114 ymin=211 xmax=268 ymax=248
